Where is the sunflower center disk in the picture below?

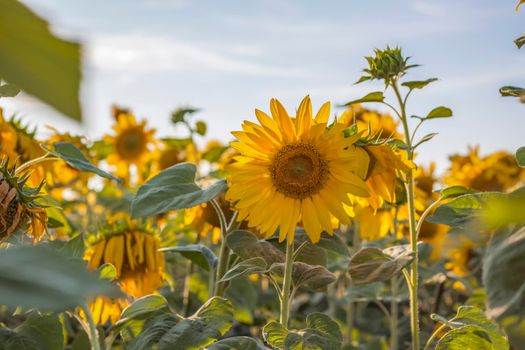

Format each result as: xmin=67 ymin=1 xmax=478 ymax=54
xmin=117 ymin=128 xmax=146 ymax=160
xmin=270 ymin=143 xmax=328 ymax=199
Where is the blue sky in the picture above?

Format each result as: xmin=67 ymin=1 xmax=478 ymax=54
xmin=3 ymin=0 xmax=524 ymax=172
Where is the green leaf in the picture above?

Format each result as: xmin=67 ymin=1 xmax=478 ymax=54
xmin=171 ymin=107 xmax=200 ymax=124
xmin=354 ymin=75 xmax=371 ymax=85
xmin=263 ymin=313 xmax=342 ymax=350
xmin=516 ymin=147 xmax=525 ymax=168
xmin=425 ymin=106 xmax=453 ymax=119
xmin=263 ymin=322 xmax=289 ymax=349
xmin=401 ymin=78 xmax=438 ymax=90
xmin=270 ymin=262 xmax=336 ymax=290
xmin=435 ymin=325 xmax=496 ymax=350
xmin=0 ymin=83 xmax=20 ymax=97
xmin=343 ymin=91 xmax=384 ymax=106
xmin=0 ymin=327 xmax=40 ymax=350
xmin=207 ymin=337 xmax=268 ymax=350
xmin=60 ymin=234 xmax=85 ymax=259
xmin=413 ymin=132 xmax=438 ymax=148
xmin=483 ymin=226 xmax=525 ymax=347
xmin=98 ymin=263 xmax=118 ymax=280
xmin=15 ymin=313 xmax=64 ymax=350
xmin=0 ymin=244 xmax=121 ymax=311
xmin=131 ymin=163 xmax=227 ymax=218
xmin=161 ymin=244 xmax=218 ymax=271
xmin=439 ymin=186 xmax=476 ymax=199
xmin=0 ymin=0 xmax=82 ymax=120
xmin=202 ymin=146 xmax=229 ymax=163
xmin=348 ymin=245 xmax=413 ymax=284
xmin=428 ymin=192 xmax=503 ymax=228
xmin=220 ymin=257 xmax=268 ymax=282
xmin=500 ymin=86 xmax=525 ymax=98
xmin=515 ymin=35 xmax=525 ymax=49
xmin=130 ymin=297 xmax=233 ymax=350
xmin=113 ymin=294 xmax=169 ymax=340
xmin=292 ymin=229 xmax=349 ymax=257
xmin=43 ymin=142 xmax=120 ymax=182
xmin=226 ymin=230 xmax=285 ymax=265
xmin=195 ymin=121 xmax=207 ymax=136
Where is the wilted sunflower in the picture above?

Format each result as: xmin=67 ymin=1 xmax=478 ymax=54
xmin=0 ymin=160 xmax=47 ymax=241
xmin=105 ymin=111 xmax=156 ymax=182
xmin=226 ymin=96 xmax=370 ymax=244
xmin=84 ymin=219 xmax=165 ymax=324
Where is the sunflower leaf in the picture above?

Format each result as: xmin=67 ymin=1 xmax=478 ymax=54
xmin=438 ymin=186 xmax=477 ymax=199
xmin=161 ymin=244 xmax=218 ymax=271
xmin=348 ymin=245 xmax=413 ymax=284
xmin=401 ymin=78 xmax=438 ymax=90
xmin=43 ymin=142 xmax=120 ymax=182
xmin=0 ymin=83 xmax=20 ymax=97
xmin=220 ymin=257 xmax=268 ymax=282
xmin=343 ymin=91 xmax=385 ymax=106
xmin=0 ymin=0 xmax=82 ymax=120
xmin=425 ymin=106 xmax=453 ymax=119
xmin=131 ymin=163 xmax=227 ymax=218
xmin=515 ymin=35 xmax=525 ymax=49
xmin=15 ymin=313 xmax=65 ymax=350
xmin=207 ymin=336 xmax=268 ymax=350
xmin=0 ymin=244 xmax=121 ymax=311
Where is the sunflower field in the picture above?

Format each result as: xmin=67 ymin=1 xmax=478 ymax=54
xmin=0 ymin=1 xmax=524 ymax=350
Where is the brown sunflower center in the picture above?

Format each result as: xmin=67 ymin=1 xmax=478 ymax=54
xmin=269 ymin=143 xmax=328 ymax=199
xmin=116 ymin=127 xmax=147 ymax=160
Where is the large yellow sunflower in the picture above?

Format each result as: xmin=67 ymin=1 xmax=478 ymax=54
xmin=105 ymin=112 xmax=156 ymax=182
xmin=83 ymin=219 xmax=166 ymax=324
xmin=226 ymin=96 xmax=370 ymax=244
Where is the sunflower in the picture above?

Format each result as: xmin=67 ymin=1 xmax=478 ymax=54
xmin=84 ymin=219 xmax=166 ymax=324
xmin=184 ymin=194 xmax=234 ymax=244
xmin=226 ymin=96 xmax=370 ymax=244
xmin=0 ymin=109 xmax=18 ymax=162
xmin=340 ymin=105 xmax=402 ymax=140
xmin=104 ymin=111 xmax=156 ymax=183
xmin=445 ymin=146 xmax=523 ymax=192
xmin=0 ymin=160 xmax=47 ymax=241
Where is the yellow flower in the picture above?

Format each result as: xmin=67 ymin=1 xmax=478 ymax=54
xmin=445 ymin=146 xmax=523 ymax=192
xmin=0 ymin=109 xmax=19 ymax=162
xmin=339 ymin=105 xmax=402 ymax=140
xmin=226 ymin=96 xmax=370 ymax=244
xmin=517 ymin=0 xmax=524 ymax=11
xmin=184 ymin=194 xmax=233 ymax=244
xmin=0 ymin=160 xmax=47 ymax=241
xmin=84 ymin=220 xmax=166 ymax=324
xmin=362 ymin=144 xmax=413 ymax=210
xmin=104 ymin=112 xmax=156 ymax=182
xmin=353 ymin=205 xmax=394 ymax=241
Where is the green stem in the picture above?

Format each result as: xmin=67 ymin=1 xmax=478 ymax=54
xmin=280 ymin=236 xmax=294 ymax=327
xmin=390 ymin=277 xmax=399 ymax=350
xmin=392 ymin=81 xmax=420 ymax=350
xmin=14 ymin=153 xmax=56 ymax=175
xmin=212 ymin=200 xmax=238 ymax=297
xmin=424 ymin=324 xmax=447 ymax=350
xmin=81 ymin=303 xmax=101 ymax=350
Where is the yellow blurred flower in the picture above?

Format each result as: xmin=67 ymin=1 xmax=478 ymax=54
xmin=227 ymin=96 xmax=370 ymax=244
xmin=445 ymin=147 xmax=523 ymax=192
xmin=184 ymin=194 xmax=233 ymax=244
xmin=84 ymin=219 xmax=166 ymax=324
xmin=105 ymin=111 xmax=156 ymax=183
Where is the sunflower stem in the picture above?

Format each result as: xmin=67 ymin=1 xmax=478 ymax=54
xmin=81 ymin=302 xmax=101 ymax=350
xmin=390 ymin=276 xmax=400 ymax=350
xmin=280 ymin=235 xmax=295 ymax=327
xmin=14 ymin=153 xmax=56 ymax=175
xmin=391 ymin=80 xmax=420 ymax=350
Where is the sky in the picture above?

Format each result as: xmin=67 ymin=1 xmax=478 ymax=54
xmin=3 ymin=0 xmax=524 ymax=173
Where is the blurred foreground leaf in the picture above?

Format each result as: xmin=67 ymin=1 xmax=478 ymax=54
xmin=131 ymin=163 xmax=226 ymax=218
xmin=0 ymin=244 xmax=121 ymax=311
xmin=0 ymin=313 xmax=64 ymax=350
xmin=0 ymin=0 xmax=82 ymax=120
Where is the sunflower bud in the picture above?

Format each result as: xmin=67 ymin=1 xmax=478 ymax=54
xmin=357 ymin=46 xmax=418 ymax=86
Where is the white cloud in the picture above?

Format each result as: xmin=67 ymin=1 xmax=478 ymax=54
xmin=88 ymin=34 xmax=304 ymax=76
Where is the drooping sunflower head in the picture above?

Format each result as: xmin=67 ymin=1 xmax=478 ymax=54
xmin=226 ymin=96 xmax=371 ymax=244
xmin=0 ymin=160 xmax=47 ymax=241
xmin=105 ymin=111 xmax=156 ymax=180
xmin=84 ymin=219 xmax=165 ymax=299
